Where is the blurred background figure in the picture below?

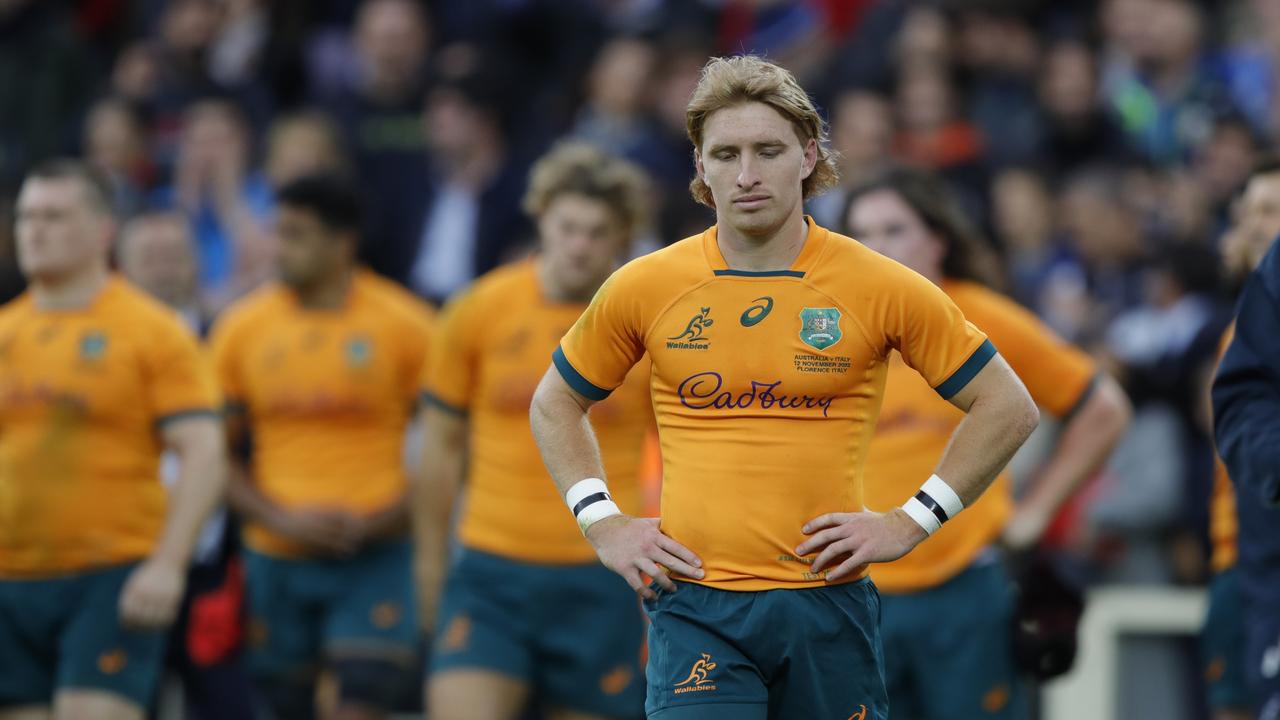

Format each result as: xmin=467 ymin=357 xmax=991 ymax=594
xmin=1210 ymin=158 xmax=1280 ymax=720
xmin=83 ymin=98 xmax=156 ymax=219
xmin=1197 ymin=159 xmax=1280 ymax=720
xmin=118 ymin=211 xmax=256 ymax=720
xmin=847 ymin=167 xmax=1131 ymax=720
xmin=118 ymin=212 xmax=205 ymax=328
xmin=153 ymin=99 xmax=274 ymax=310
xmin=212 ymin=175 xmax=432 ymax=720
xmin=419 ymin=143 xmax=653 ymax=720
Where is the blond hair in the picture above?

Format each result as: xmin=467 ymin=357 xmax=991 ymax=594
xmin=523 ymin=142 xmax=650 ymax=235
xmin=685 ymin=55 xmax=839 ymax=208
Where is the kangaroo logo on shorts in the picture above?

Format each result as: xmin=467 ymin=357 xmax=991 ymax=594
xmin=441 ymin=615 xmax=471 ymax=653
xmin=673 ymin=652 xmax=717 ymax=694
xmin=98 ymin=649 xmax=128 ymax=675
xmin=847 ymin=705 xmax=868 ymax=720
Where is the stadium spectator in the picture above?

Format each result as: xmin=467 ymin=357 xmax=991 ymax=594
xmin=264 ymin=111 xmax=348 ymax=190
xmin=152 ymin=99 xmax=274 ymax=310
xmin=0 ymin=0 xmax=96 ymax=194
xmin=808 ymin=89 xmax=894 ymax=228
xmin=1036 ymin=40 xmax=1133 ymax=179
xmin=366 ymin=62 xmax=534 ymax=302
xmin=83 ymin=98 xmax=156 ymax=219
xmin=315 ymin=0 xmax=431 ymax=244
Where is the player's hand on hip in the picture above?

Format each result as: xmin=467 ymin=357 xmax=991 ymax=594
xmin=585 ymin=516 xmax=704 ymax=599
xmin=119 ymin=556 xmax=187 ymax=630
xmin=796 ymin=509 xmax=929 ymax=582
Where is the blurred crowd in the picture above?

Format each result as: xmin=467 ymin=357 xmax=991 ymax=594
xmin=1 ymin=0 xmax=1275 ymax=712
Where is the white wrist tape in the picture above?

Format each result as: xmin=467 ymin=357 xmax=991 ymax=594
xmin=565 ymin=478 xmax=621 ymax=534
xmin=901 ymin=474 xmax=965 ymax=536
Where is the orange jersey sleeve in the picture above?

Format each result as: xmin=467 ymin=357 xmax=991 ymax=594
xmin=874 ymin=265 xmax=994 ymax=399
xmin=422 ymin=286 xmax=483 ymax=414
xmin=555 ymin=264 xmax=652 ymax=399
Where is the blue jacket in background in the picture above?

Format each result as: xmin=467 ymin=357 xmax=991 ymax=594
xmin=1212 ymin=238 xmax=1280 ymax=608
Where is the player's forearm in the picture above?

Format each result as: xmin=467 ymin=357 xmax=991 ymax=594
xmin=226 ymin=461 xmax=285 ymax=529
xmin=1021 ymin=376 xmax=1131 ymax=520
xmin=935 ymin=373 xmax=1039 ymax=506
xmin=530 ymin=373 xmax=607 ymax=498
xmin=414 ymin=409 xmax=467 ymax=550
xmin=154 ymin=428 xmax=228 ymax=566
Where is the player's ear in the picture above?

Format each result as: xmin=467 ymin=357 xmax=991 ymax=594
xmin=801 ymin=138 xmax=817 ymax=180
xmin=694 ymin=149 xmax=705 ymax=181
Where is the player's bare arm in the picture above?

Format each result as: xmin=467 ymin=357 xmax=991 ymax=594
xmin=797 ymin=353 xmax=1038 ymax=581
xmin=119 ymin=415 xmax=226 ymax=629
xmin=414 ymin=405 xmax=467 ymax=628
xmin=1003 ymin=374 xmax=1131 ymax=549
xmin=531 ymin=366 xmax=704 ymax=599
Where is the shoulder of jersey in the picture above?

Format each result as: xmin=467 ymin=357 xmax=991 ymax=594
xmin=356 ymin=271 xmax=436 ymax=327
xmin=944 ymin=279 xmax=1033 ymax=329
xmin=0 ymin=292 xmax=32 ymax=327
xmin=210 ymin=282 xmax=291 ymax=334
xmin=446 ymin=260 xmax=538 ymax=312
xmin=810 ymin=230 xmax=925 ymax=287
xmin=110 ymin=278 xmax=197 ymax=332
xmin=610 ymin=234 xmax=710 ymax=289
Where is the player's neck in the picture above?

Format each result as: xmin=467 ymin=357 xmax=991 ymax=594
xmin=31 ymin=264 xmax=109 ymax=311
xmin=294 ymin=268 xmax=354 ymax=310
xmin=715 ymin=210 xmax=808 ymax=272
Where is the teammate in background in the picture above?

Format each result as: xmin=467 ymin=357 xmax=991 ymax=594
xmin=419 ymin=143 xmax=653 ymax=720
xmin=117 ymin=213 xmax=257 ymax=720
xmin=210 ymin=175 xmax=433 ymax=720
xmin=530 ymin=56 xmax=1040 ymax=719
xmin=0 ymin=160 xmax=226 ymax=720
xmin=844 ymin=167 xmax=1131 ymax=720
xmin=1201 ymin=158 xmax=1280 ymax=720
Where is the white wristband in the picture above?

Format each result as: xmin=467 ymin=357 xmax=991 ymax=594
xmin=565 ymin=478 xmax=622 ymax=535
xmin=902 ymin=496 xmax=942 ymax=535
xmin=901 ymin=474 xmax=964 ymax=536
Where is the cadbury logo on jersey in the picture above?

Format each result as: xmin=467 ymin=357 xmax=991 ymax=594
xmin=677 ymin=371 xmax=834 ymax=417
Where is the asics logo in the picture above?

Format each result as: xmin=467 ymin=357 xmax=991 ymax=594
xmin=740 ymin=297 xmax=773 ymax=327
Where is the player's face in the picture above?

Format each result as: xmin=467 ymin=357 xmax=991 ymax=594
xmin=846 ymin=188 xmax=946 ymax=279
xmin=538 ymin=193 xmax=628 ymax=300
xmin=1233 ymin=173 xmax=1280 ymax=272
xmin=696 ymin=102 xmax=816 ymax=238
xmin=119 ymin=220 xmax=197 ymax=309
xmin=14 ymin=178 xmax=111 ymax=282
xmin=275 ymin=206 xmax=345 ymax=290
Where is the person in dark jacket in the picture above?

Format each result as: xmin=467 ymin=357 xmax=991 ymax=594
xmin=1212 ymin=235 xmax=1280 ymax=720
